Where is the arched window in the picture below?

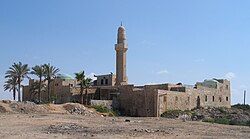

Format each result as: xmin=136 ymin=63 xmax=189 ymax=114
xmin=212 ymin=96 xmax=215 ymax=102
xmin=219 ymin=97 xmax=222 ymax=102
xmin=164 ymin=96 xmax=167 ymax=102
xmin=101 ymin=79 xmax=104 ymax=85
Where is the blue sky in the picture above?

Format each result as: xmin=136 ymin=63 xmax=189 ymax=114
xmin=0 ymin=0 xmax=249 ymax=104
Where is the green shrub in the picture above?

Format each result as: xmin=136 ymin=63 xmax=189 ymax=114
xmin=92 ymin=105 xmax=118 ymax=117
xmin=203 ymin=118 xmax=215 ymax=123
xmin=218 ymin=107 xmax=227 ymax=114
xmin=203 ymin=118 xmax=230 ymax=125
xmin=214 ymin=118 xmax=230 ymax=125
xmin=246 ymin=120 xmax=250 ymax=126
xmin=232 ymin=104 xmax=250 ymax=111
xmin=161 ymin=110 xmax=183 ymax=118
xmin=229 ymin=120 xmax=245 ymax=126
xmin=92 ymin=105 xmax=110 ymax=113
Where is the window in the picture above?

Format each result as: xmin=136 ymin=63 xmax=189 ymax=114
xmin=105 ymin=79 xmax=108 ymax=85
xmin=205 ymin=95 xmax=207 ymax=102
xmin=220 ymin=87 xmax=223 ymax=92
xmin=212 ymin=96 xmax=215 ymax=102
xmin=164 ymin=96 xmax=167 ymax=102
xmin=55 ymin=83 xmax=59 ymax=86
xmin=219 ymin=97 xmax=222 ymax=102
xmin=188 ymin=96 xmax=190 ymax=103
xmin=101 ymin=79 xmax=104 ymax=85
xmin=226 ymin=96 xmax=229 ymax=101
xmin=175 ymin=96 xmax=178 ymax=101
xmin=226 ymin=85 xmax=229 ymax=90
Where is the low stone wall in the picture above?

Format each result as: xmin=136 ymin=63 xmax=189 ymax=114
xmin=90 ymin=100 xmax=113 ymax=109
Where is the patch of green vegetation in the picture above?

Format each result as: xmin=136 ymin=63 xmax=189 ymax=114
xmin=229 ymin=120 xmax=250 ymax=126
xmin=92 ymin=105 xmax=118 ymax=117
xmin=203 ymin=118 xmax=230 ymax=125
xmin=214 ymin=118 xmax=230 ymax=125
xmin=232 ymin=104 xmax=250 ymax=111
xmin=246 ymin=120 xmax=250 ymax=126
xmin=217 ymin=107 xmax=227 ymax=114
xmin=161 ymin=110 xmax=183 ymax=118
xmin=229 ymin=120 xmax=245 ymax=126
xmin=202 ymin=118 xmax=215 ymax=123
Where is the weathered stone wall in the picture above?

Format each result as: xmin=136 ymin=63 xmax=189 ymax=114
xmin=22 ymin=79 xmax=76 ymax=103
xmin=117 ymin=85 xmax=159 ymax=117
xmin=117 ymin=79 xmax=231 ymax=117
xmin=96 ymin=74 xmax=116 ymax=86
xmin=157 ymin=80 xmax=231 ymax=116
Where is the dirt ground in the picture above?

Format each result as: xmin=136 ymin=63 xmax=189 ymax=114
xmin=0 ymin=113 xmax=249 ymax=139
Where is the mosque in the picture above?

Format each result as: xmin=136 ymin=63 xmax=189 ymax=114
xmin=23 ymin=24 xmax=231 ymax=117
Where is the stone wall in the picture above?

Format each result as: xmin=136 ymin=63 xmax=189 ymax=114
xmin=117 ymin=79 xmax=231 ymax=117
xmin=157 ymin=80 xmax=231 ymax=116
xmin=118 ymin=85 xmax=158 ymax=117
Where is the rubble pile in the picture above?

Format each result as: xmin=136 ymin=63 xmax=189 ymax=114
xmin=62 ymin=103 xmax=97 ymax=116
xmin=0 ymin=100 xmax=99 ymax=117
xmin=10 ymin=101 xmax=48 ymax=114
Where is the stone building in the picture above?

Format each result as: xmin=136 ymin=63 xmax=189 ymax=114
xmin=23 ymin=74 xmax=78 ymax=103
xmin=22 ymin=24 xmax=231 ymax=117
xmin=117 ymin=79 xmax=231 ymax=117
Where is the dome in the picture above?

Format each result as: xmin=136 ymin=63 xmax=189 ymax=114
xmin=117 ymin=25 xmax=126 ymax=44
xmin=204 ymin=79 xmax=219 ymax=83
xmin=118 ymin=26 xmax=125 ymax=31
xmin=56 ymin=74 xmax=74 ymax=80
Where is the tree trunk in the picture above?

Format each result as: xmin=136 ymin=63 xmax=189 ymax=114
xmin=18 ymin=79 xmax=21 ymax=102
xmin=85 ymin=88 xmax=88 ymax=105
xmin=13 ymin=87 xmax=16 ymax=101
xmin=80 ymin=85 xmax=83 ymax=104
xmin=38 ymin=77 xmax=42 ymax=103
xmin=47 ymin=79 xmax=50 ymax=102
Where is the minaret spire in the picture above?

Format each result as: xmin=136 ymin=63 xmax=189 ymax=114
xmin=115 ymin=24 xmax=128 ymax=86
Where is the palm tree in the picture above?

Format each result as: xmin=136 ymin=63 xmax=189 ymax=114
xmin=75 ymin=71 xmax=85 ymax=104
xmin=31 ymin=65 xmax=45 ymax=103
xmin=83 ymin=77 xmax=92 ymax=105
xmin=75 ymin=71 xmax=92 ymax=105
xmin=5 ymin=62 xmax=30 ymax=102
xmin=3 ymin=77 xmax=17 ymax=100
xmin=43 ymin=63 xmax=59 ymax=102
xmin=29 ymin=81 xmax=46 ymax=103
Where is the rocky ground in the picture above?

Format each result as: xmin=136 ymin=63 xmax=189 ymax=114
xmin=0 ymin=100 xmax=250 ymax=139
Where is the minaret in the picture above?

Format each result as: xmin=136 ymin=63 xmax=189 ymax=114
xmin=115 ymin=23 xmax=128 ymax=85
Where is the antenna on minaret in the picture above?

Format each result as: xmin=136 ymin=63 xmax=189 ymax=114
xmin=121 ymin=21 xmax=123 ymax=26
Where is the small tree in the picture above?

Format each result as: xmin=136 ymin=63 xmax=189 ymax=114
xmin=75 ymin=71 xmax=85 ymax=104
xmin=29 ymin=81 xmax=46 ymax=103
xmin=5 ymin=62 xmax=30 ymax=102
xmin=83 ymin=78 xmax=92 ymax=105
xmin=43 ymin=63 xmax=59 ymax=102
xmin=75 ymin=71 xmax=92 ymax=105
xmin=31 ymin=65 xmax=45 ymax=103
xmin=3 ymin=77 xmax=17 ymax=100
